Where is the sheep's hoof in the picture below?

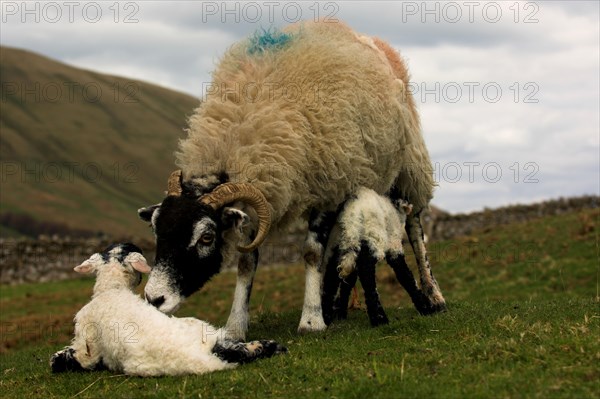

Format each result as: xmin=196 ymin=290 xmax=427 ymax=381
xmin=224 ymin=331 xmax=246 ymax=341
xmin=416 ymin=299 xmax=447 ymax=315
xmin=297 ymin=317 xmax=327 ymax=334
xmin=431 ymin=302 xmax=448 ymax=313
xmin=223 ymin=320 xmax=248 ymax=341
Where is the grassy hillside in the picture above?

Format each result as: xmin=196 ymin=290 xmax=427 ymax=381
xmin=0 ymin=208 xmax=597 ymax=398
xmin=0 ymin=46 xmax=199 ymax=237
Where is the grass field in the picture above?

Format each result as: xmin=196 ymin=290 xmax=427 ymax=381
xmin=0 ymin=208 xmax=598 ymax=398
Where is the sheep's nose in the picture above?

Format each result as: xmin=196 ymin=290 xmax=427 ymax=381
xmin=146 ymin=294 xmax=165 ymax=308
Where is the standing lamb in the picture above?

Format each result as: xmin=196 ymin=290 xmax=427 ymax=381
xmin=50 ymin=243 xmax=286 ymax=376
xmin=138 ymin=20 xmax=446 ymax=339
xmin=318 ymin=188 xmax=435 ymax=327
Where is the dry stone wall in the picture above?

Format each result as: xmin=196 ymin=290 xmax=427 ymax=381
xmin=430 ymin=196 xmax=598 ymax=241
xmin=1 ymin=196 xmax=597 ymax=285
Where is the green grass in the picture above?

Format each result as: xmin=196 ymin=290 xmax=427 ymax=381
xmin=1 ymin=209 xmax=598 ymax=398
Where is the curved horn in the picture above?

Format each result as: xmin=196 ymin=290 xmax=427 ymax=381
xmin=199 ymin=183 xmax=271 ymax=253
xmin=167 ymin=170 xmax=183 ymax=197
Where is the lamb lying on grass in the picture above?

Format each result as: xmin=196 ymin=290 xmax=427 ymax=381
xmin=321 ymin=188 xmax=436 ymax=326
xmin=50 ymin=243 xmax=286 ymax=376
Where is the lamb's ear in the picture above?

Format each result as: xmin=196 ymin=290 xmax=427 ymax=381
xmin=222 ymin=207 xmax=250 ymax=233
xmin=74 ymin=254 xmax=102 ymax=274
xmin=125 ymin=253 xmax=151 ymax=274
xmin=138 ymin=204 xmax=160 ymax=222
xmin=402 ymin=202 xmax=413 ymax=215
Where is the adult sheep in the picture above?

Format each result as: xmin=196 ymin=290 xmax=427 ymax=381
xmin=138 ymin=20 xmax=446 ymax=339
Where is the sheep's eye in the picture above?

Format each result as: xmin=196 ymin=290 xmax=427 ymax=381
xmin=198 ymin=232 xmax=215 ymax=245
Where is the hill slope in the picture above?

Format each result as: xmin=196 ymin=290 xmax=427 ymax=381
xmin=0 ymin=46 xmax=199 ymax=237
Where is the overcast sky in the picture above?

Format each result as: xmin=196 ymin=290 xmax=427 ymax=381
xmin=1 ymin=0 xmax=598 ymax=213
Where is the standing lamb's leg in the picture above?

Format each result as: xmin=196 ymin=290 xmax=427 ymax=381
xmin=356 ymin=243 xmax=389 ymax=326
xmin=385 ymin=251 xmax=436 ymax=315
xmin=298 ymin=211 xmax=336 ymax=333
xmin=405 ymin=211 xmax=447 ymax=312
xmin=224 ymin=251 xmax=259 ymax=340
xmin=334 ymin=271 xmax=358 ymax=320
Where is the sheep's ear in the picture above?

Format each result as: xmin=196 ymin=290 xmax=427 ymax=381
xmin=74 ymin=254 xmax=102 ymax=274
xmin=222 ymin=207 xmax=249 ymax=233
xmin=138 ymin=204 xmax=160 ymax=222
xmin=125 ymin=253 xmax=151 ymax=274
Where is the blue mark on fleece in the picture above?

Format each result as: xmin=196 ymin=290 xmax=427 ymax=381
xmin=247 ymin=28 xmax=293 ymax=55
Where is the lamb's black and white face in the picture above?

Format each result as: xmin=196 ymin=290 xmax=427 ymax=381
xmin=75 ymin=243 xmax=150 ymax=287
xmin=138 ymin=195 xmax=249 ymax=314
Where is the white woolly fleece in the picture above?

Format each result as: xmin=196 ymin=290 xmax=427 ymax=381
xmin=326 ymin=187 xmax=410 ymax=278
xmin=72 ymin=288 xmax=233 ymax=376
xmin=176 ymin=20 xmax=434 ymax=231
xmin=69 ymin=262 xmax=233 ymax=376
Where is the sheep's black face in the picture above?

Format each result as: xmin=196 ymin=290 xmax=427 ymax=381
xmin=140 ymin=195 xmax=248 ymax=314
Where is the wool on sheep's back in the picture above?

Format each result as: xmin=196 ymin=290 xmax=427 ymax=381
xmin=177 ymin=20 xmax=434 ymax=228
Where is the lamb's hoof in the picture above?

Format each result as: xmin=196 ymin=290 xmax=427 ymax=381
xmin=332 ymin=306 xmax=348 ymax=321
xmin=257 ymin=340 xmax=288 ymax=357
xmin=322 ymin=312 xmax=333 ymax=326
xmin=369 ymin=313 xmax=389 ymax=327
xmin=50 ymin=348 xmax=84 ymax=373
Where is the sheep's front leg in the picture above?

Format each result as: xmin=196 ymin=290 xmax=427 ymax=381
xmin=405 ymin=211 xmax=446 ymax=312
xmin=224 ymin=251 xmax=259 ymax=340
xmin=298 ymin=211 xmax=336 ymax=333
xmin=298 ymin=236 xmax=326 ymax=333
xmin=321 ymin=247 xmax=341 ymax=325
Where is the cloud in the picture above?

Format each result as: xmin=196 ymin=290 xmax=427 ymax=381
xmin=1 ymin=0 xmax=598 ymax=213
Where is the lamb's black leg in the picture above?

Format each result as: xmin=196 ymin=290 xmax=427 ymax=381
xmin=333 ymin=271 xmax=357 ymax=320
xmin=386 ymin=252 xmax=437 ymax=315
xmin=50 ymin=347 xmax=107 ymax=373
xmin=322 ymin=246 xmax=341 ymax=325
xmin=50 ymin=348 xmax=84 ymax=373
xmin=356 ymin=242 xmax=388 ymax=326
xmin=212 ymin=340 xmax=287 ymax=364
